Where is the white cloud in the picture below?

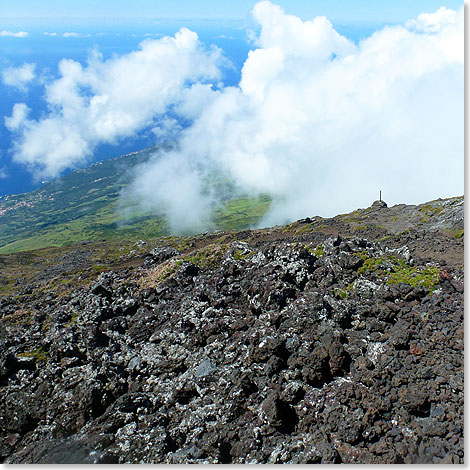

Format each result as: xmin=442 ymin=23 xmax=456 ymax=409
xmin=44 ymin=32 xmax=58 ymax=36
xmin=1 ymin=63 xmax=36 ymax=91
xmin=6 ymin=2 xmax=464 ymax=232
xmin=6 ymin=28 xmax=226 ymax=178
xmin=406 ymin=6 xmax=457 ymax=32
xmin=251 ymin=1 xmax=355 ymax=59
xmin=0 ymin=30 xmax=28 ymax=38
xmin=62 ymin=32 xmax=91 ymax=38
xmin=151 ymin=117 xmax=183 ymax=141
xmin=4 ymin=103 xmax=30 ymax=131
xmin=127 ymin=2 xmax=463 ymax=231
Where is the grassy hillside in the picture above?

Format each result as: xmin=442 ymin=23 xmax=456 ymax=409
xmin=0 ymin=147 xmax=272 ymax=254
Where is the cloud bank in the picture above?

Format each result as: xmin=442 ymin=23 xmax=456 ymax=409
xmin=128 ymin=1 xmax=463 ymax=230
xmin=5 ymin=2 xmax=463 ymax=231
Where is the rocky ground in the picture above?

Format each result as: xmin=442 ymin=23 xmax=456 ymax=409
xmin=0 ymin=196 xmax=464 ymax=463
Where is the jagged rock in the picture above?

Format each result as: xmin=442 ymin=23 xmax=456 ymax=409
xmin=90 ymin=282 xmax=112 ymax=299
xmin=0 ymin=207 xmax=463 ymax=464
xmin=372 ymin=200 xmax=388 ymax=209
xmin=145 ymin=246 xmax=180 ymax=266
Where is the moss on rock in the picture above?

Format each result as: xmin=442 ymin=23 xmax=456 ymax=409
xmin=358 ymin=253 xmax=440 ymax=291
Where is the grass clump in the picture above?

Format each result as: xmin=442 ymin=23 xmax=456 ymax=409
xmin=446 ymin=228 xmax=464 ymax=239
xmin=334 ymin=282 xmax=356 ymax=299
xmin=338 ymin=289 xmax=348 ymax=299
xmin=233 ymin=249 xmax=254 ymax=261
xmin=351 ymin=224 xmax=367 ymax=231
xmin=305 ymin=244 xmax=325 ymax=257
xmin=314 ymin=245 xmax=325 ymax=257
xmin=280 ymin=223 xmax=296 ymax=233
xmin=41 ymin=315 xmax=54 ymax=333
xmin=378 ymin=235 xmax=394 ymax=242
xmin=184 ymin=244 xmax=225 ymax=269
xmin=68 ymin=312 xmax=80 ymax=326
xmin=294 ymin=224 xmax=315 ymax=236
xmin=358 ymin=253 xmax=440 ymax=291
xmin=3 ymin=309 xmax=33 ymax=327
xmin=140 ymin=260 xmax=179 ymax=289
xmin=18 ymin=347 xmax=48 ymax=362
xmin=357 ymin=255 xmax=392 ymax=275
xmin=387 ymin=265 xmax=440 ymax=291
xmin=140 ymin=243 xmax=226 ymax=289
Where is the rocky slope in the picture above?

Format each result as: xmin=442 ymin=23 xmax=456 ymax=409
xmin=0 ymin=196 xmax=464 ymax=464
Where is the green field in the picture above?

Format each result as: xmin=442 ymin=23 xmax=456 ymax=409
xmin=0 ymin=146 xmax=272 ymax=254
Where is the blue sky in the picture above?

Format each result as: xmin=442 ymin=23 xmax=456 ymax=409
xmin=1 ymin=0 xmax=464 ymax=23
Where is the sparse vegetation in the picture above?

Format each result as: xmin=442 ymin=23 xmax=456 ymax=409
xmin=358 ymin=253 xmax=440 ymax=291
xmin=233 ymin=249 xmax=254 ymax=261
xmin=0 ymin=194 xmax=463 ymax=464
xmin=184 ymin=244 xmax=225 ymax=269
xmin=18 ymin=347 xmax=48 ymax=362
xmin=419 ymin=204 xmax=445 ymax=223
xmin=311 ymin=244 xmax=325 ymax=257
xmin=387 ymin=264 xmax=440 ymax=290
xmin=140 ymin=260 xmax=180 ymax=288
xmin=2 ymin=308 xmax=33 ymax=327
xmin=446 ymin=228 xmax=464 ymax=239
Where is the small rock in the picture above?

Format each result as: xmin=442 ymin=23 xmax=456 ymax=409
xmin=195 ymin=359 xmax=217 ymax=378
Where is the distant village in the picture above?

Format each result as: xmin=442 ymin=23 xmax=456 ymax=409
xmin=0 ymin=192 xmax=54 ymax=217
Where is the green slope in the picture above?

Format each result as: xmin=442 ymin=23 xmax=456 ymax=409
xmin=0 ymin=147 xmax=272 ymax=254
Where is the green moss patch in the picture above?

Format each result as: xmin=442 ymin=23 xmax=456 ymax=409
xmin=294 ymin=224 xmax=315 ymax=236
xmin=233 ymin=249 xmax=254 ymax=261
xmin=446 ymin=228 xmax=464 ymax=239
xmin=387 ymin=265 xmax=440 ymax=290
xmin=184 ymin=244 xmax=225 ymax=269
xmin=358 ymin=253 xmax=440 ymax=291
xmin=305 ymin=244 xmax=325 ymax=257
xmin=18 ymin=347 xmax=48 ymax=362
